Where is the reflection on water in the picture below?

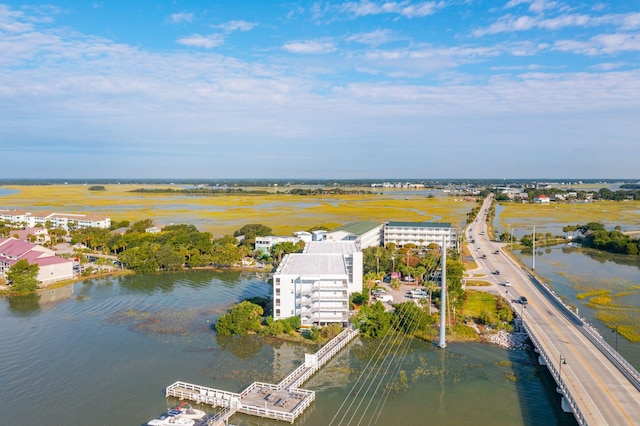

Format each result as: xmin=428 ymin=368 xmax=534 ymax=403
xmin=0 ymin=271 xmax=576 ymax=426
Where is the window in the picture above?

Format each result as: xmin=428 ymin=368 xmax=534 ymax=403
xmin=275 ymin=299 xmax=280 ymax=306
xmin=275 ymin=309 xmax=281 ymax=316
xmin=275 ymin=288 xmax=280 ymax=296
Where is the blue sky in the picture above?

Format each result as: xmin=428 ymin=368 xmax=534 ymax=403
xmin=1 ymin=1 xmax=639 ymax=179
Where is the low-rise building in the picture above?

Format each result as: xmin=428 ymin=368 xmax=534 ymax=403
xmin=254 ymin=236 xmax=301 ymax=254
xmin=272 ymin=241 xmax=362 ymax=326
xmin=324 ymin=221 xmax=384 ymax=249
xmin=0 ymin=237 xmax=73 ymax=284
xmin=384 ymin=221 xmax=457 ymax=249
xmin=0 ymin=209 xmax=110 ymax=230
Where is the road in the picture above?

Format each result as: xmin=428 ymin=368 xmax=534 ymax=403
xmin=468 ymin=195 xmax=640 ymax=425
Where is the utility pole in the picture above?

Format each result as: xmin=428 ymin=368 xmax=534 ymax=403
xmin=532 ymin=225 xmax=536 ymax=270
xmin=439 ymin=235 xmax=447 ymax=349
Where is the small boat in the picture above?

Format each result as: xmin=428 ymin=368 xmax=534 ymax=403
xmin=168 ymin=402 xmax=206 ymax=420
xmin=147 ymin=415 xmax=195 ymax=426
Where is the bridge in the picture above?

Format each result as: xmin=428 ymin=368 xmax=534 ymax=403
xmin=469 ymin=195 xmax=640 ymax=425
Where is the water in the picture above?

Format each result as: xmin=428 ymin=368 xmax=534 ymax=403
xmin=514 ymin=245 xmax=640 ymax=369
xmin=0 ymin=271 xmax=576 ymax=426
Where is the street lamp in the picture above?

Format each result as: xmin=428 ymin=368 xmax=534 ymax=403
xmin=559 ymin=355 xmax=567 ymax=383
xmin=612 ymin=326 xmax=619 ymax=352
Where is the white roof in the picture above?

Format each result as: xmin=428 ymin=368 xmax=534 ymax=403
xmin=278 ymin=253 xmax=347 ymax=276
xmin=304 ymin=241 xmax=358 ymax=255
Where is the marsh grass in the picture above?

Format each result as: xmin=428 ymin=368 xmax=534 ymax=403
xmin=497 ymin=200 xmax=640 ymax=229
xmin=562 ymin=275 xmax=640 ymax=342
xmin=3 ymin=184 xmax=474 ymax=237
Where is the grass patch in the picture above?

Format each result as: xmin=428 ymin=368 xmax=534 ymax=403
xmin=463 ymin=291 xmax=498 ymax=318
xmin=465 ymin=280 xmax=492 ymax=286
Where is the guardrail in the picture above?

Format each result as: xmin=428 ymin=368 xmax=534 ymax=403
xmin=523 ymin=320 xmax=587 ymax=426
xmin=525 ymin=271 xmax=640 ymax=391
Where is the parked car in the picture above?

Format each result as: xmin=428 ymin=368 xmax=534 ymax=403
xmin=519 ymin=296 xmax=528 ymax=305
xmin=372 ymin=289 xmax=386 ymax=296
xmin=377 ymin=294 xmax=393 ymax=303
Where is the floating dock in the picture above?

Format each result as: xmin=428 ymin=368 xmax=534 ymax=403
xmin=166 ymin=326 xmax=360 ymax=425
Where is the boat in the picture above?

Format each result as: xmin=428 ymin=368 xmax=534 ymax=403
xmin=147 ymin=415 xmax=195 ymax=426
xmin=168 ymin=402 xmax=206 ymax=420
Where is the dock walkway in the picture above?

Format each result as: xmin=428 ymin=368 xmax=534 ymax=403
xmin=165 ymin=326 xmax=359 ymax=425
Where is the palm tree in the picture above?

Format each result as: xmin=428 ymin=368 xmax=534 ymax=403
xmin=364 ymin=271 xmax=379 ymax=304
xmin=425 ymin=281 xmax=439 ymax=315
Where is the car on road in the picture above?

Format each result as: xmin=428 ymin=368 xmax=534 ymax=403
xmin=494 ymin=250 xmax=500 ymax=254
xmin=519 ymin=296 xmax=528 ymax=305
xmin=481 ymin=254 xmax=487 ymax=259
xmin=503 ymin=280 xmax=511 ymax=286
xmin=493 ymin=270 xmax=500 ymax=275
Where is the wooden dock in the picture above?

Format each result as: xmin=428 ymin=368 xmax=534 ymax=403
xmin=165 ymin=326 xmax=359 ymax=425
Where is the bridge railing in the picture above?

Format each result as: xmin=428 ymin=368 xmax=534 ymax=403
xmin=523 ymin=320 xmax=587 ymax=426
xmin=525 ymin=271 xmax=640 ymax=391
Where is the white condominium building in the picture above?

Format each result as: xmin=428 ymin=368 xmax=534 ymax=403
xmin=272 ymin=241 xmax=362 ymax=326
xmin=0 ymin=209 xmax=110 ymax=230
xmin=384 ymin=221 xmax=457 ymax=249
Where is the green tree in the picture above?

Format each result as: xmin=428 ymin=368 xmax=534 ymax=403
xmin=353 ymin=301 xmax=393 ymax=338
xmin=215 ymin=301 xmax=265 ymax=336
xmin=7 ymin=259 xmax=40 ymax=294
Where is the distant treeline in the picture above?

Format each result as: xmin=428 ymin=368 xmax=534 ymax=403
xmin=620 ymin=184 xmax=640 ymax=190
xmin=3 ymin=178 xmax=639 ymax=187
xmin=568 ymin=222 xmax=640 ymax=256
xmin=129 ymin=187 xmax=373 ymax=195
xmin=496 ymin=187 xmax=639 ymax=201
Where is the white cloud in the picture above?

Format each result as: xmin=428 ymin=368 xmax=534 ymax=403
xmin=474 ymin=11 xmax=640 ymax=36
xmin=335 ymin=1 xmax=445 ymax=18
xmin=215 ymin=20 xmax=258 ymax=32
xmin=554 ymin=33 xmax=640 ymax=55
xmin=505 ymin=0 xmax=559 ymax=14
xmin=176 ymin=33 xmax=224 ymax=48
xmin=169 ymin=12 xmax=194 ymax=24
xmin=346 ymin=29 xmax=395 ymax=46
xmin=282 ymin=40 xmax=337 ymax=54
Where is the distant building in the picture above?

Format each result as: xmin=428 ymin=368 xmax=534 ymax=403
xmin=9 ymin=227 xmax=50 ymax=244
xmin=0 ymin=237 xmax=73 ymax=284
xmin=0 ymin=209 xmax=110 ymax=230
xmin=254 ymin=236 xmax=301 ymax=254
xmin=272 ymin=241 xmax=362 ymax=326
xmin=325 ymin=221 xmax=384 ymax=249
xmin=533 ymin=195 xmax=551 ymax=204
xmin=384 ymin=222 xmax=457 ymax=249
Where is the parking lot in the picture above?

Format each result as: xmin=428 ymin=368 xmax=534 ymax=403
xmin=372 ymin=281 xmax=435 ymax=312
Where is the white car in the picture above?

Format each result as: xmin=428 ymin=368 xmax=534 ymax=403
xmin=504 ymin=280 xmax=511 ymax=287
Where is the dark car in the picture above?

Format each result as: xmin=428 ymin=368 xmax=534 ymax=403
xmin=519 ymin=296 xmax=528 ymax=305
xmin=493 ymin=270 xmax=500 ymax=275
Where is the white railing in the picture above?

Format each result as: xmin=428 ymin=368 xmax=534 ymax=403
xmin=523 ymin=321 xmax=587 ymax=426
xmin=165 ymin=381 xmax=240 ymax=407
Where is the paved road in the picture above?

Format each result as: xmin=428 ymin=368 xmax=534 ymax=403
xmin=468 ymin=195 xmax=640 ymax=425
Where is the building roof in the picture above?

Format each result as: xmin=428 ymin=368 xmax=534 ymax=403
xmin=0 ymin=238 xmax=38 ymax=257
xmin=332 ymin=221 xmax=383 ymax=236
xmin=304 ymin=241 xmax=358 ymax=255
xmin=386 ymin=221 xmax=453 ymax=228
xmin=278 ymin=253 xmax=347 ymax=276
